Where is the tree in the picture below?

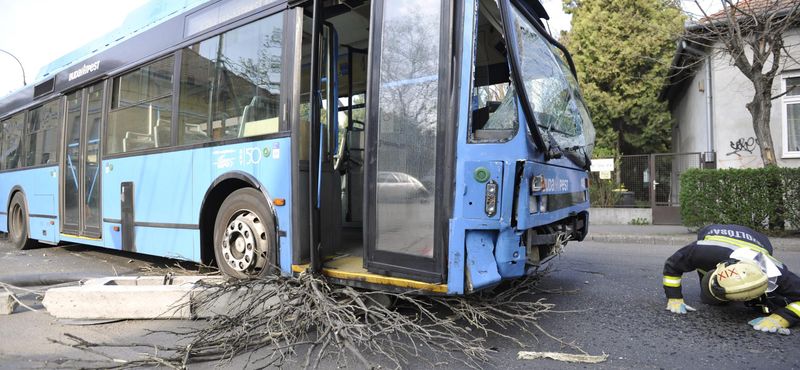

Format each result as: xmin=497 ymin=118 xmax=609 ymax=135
xmin=685 ymin=0 xmax=800 ymax=166
xmin=562 ymin=0 xmax=685 ymax=155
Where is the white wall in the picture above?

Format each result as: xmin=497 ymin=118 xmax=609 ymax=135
xmin=713 ymin=31 xmax=800 ymax=169
xmin=671 ymin=30 xmax=800 ymax=169
xmin=671 ymin=65 xmax=709 ymax=155
xmin=589 ymin=207 xmax=652 ymax=225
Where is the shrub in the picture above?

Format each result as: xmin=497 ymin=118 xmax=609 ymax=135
xmin=680 ymin=166 xmax=800 ymax=235
xmin=589 ymin=178 xmax=622 ymax=207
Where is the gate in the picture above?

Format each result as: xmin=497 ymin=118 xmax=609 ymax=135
xmin=651 ymin=153 xmax=702 ymax=225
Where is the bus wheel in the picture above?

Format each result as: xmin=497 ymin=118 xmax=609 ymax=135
xmin=8 ymin=193 xmax=36 ymax=250
xmin=213 ymin=188 xmax=275 ymax=278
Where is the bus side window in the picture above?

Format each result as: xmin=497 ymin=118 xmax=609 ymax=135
xmin=0 ymin=112 xmax=25 ymax=170
xmin=470 ymin=1 xmax=518 ymax=142
xmin=177 ymin=13 xmax=282 ymax=145
xmin=107 ymin=57 xmax=174 ymax=154
xmin=25 ymin=99 xmax=60 ymax=166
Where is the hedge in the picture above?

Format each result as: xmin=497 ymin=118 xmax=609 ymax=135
xmin=679 ymin=166 xmax=800 ymax=234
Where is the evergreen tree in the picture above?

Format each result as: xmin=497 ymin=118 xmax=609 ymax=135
xmin=563 ymin=0 xmax=684 ymax=155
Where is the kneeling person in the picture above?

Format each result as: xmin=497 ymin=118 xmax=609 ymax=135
xmin=662 ymin=224 xmax=800 ymax=335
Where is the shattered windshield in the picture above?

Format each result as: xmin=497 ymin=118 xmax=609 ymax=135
xmin=510 ymin=5 xmax=595 ymax=166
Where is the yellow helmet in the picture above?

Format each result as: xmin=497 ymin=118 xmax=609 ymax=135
xmin=705 ymin=259 xmax=768 ymax=302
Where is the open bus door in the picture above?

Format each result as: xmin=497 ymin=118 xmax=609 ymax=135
xmin=363 ymin=0 xmax=451 ymax=284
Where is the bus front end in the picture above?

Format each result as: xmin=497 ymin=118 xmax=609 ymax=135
xmin=448 ymin=0 xmax=595 ymax=294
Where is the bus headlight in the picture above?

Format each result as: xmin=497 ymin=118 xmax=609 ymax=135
xmin=531 ymin=174 xmax=545 ymax=192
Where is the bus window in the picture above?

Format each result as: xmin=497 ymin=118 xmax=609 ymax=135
xmin=178 ymin=14 xmax=282 ymax=145
xmin=25 ymin=99 xmax=60 ymax=166
xmin=0 ymin=112 xmax=24 ymax=170
xmin=107 ymin=57 xmax=174 ymax=154
xmin=297 ymin=21 xmax=334 ymax=163
xmin=374 ymin=0 xmax=442 ymax=257
xmin=470 ymin=0 xmax=518 ymax=142
xmin=508 ymin=4 xmax=595 ymax=166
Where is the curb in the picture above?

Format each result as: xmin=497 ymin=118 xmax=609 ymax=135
xmin=586 ymin=234 xmax=800 ymax=252
xmin=586 ymin=234 xmax=694 ymax=246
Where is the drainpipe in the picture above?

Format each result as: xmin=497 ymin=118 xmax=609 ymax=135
xmin=681 ymin=40 xmax=715 ymax=167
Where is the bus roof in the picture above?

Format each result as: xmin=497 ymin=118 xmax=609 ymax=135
xmin=37 ymin=0 xmax=211 ymax=81
xmin=35 ymin=0 xmax=548 ymax=83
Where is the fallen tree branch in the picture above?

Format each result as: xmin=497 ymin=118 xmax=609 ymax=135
xmin=51 ymin=266 xmax=590 ymax=369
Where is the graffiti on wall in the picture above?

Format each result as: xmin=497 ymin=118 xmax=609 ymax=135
xmin=726 ymin=137 xmax=758 ymax=156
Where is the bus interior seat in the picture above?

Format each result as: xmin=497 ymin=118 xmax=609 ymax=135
xmin=183 ymin=122 xmax=208 ymax=142
xmin=471 ymin=100 xmax=501 ymax=130
xmin=155 ymin=118 xmax=171 ymax=147
xmin=123 ymin=131 xmax=156 ymax=152
xmin=239 ymin=96 xmax=279 ymax=137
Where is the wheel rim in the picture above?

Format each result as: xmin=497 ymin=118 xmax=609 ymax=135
xmin=10 ymin=203 xmax=23 ymax=240
xmin=220 ymin=210 xmax=268 ymax=274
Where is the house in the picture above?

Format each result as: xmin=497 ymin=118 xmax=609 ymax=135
xmin=659 ymin=0 xmax=800 ymax=169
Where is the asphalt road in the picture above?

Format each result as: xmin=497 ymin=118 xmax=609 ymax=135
xmin=0 ymin=235 xmax=799 ymax=369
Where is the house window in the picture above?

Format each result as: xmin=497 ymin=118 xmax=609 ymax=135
xmin=783 ymin=75 xmax=800 ymax=157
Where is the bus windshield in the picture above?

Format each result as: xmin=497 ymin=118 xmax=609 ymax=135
xmin=511 ymin=4 xmax=595 ymax=166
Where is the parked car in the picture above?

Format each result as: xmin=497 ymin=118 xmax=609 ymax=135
xmin=377 ymin=171 xmax=430 ymax=203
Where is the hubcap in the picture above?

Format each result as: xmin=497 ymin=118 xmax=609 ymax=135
xmin=220 ymin=211 xmax=268 ymax=273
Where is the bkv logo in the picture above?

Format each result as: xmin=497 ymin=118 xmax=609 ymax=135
xmin=214 ymin=154 xmax=234 ymax=169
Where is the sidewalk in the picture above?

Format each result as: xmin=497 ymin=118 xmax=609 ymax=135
xmin=586 ymin=224 xmax=800 ymax=252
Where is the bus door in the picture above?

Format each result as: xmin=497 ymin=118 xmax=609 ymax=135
xmin=61 ymin=81 xmax=104 ymax=238
xmin=364 ymin=0 xmax=449 ymax=283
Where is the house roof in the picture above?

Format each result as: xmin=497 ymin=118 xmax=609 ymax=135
xmin=699 ymin=0 xmax=797 ymax=23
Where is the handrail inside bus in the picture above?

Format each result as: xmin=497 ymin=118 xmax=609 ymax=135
xmin=67 ymin=156 xmax=79 ymax=189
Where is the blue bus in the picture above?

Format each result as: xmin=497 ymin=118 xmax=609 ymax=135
xmin=0 ymin=0 xmax=594 ymax=294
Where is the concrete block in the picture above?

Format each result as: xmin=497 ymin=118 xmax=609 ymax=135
xmin=43 ymin=276 xmax=225 ymax=320
xmin=0 ymin=292 xmax=18 ymax=315
xmin=43 ymin=285 xmax=194 ymax=319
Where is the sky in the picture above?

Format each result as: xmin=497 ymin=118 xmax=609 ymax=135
xmin=0 ymin=0 xmax=725 ymax=97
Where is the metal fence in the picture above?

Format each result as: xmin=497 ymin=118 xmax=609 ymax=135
xmin=653 ymin=153 xmax=702 ymax=206
xmin=590 ymin=153 xmax=702 ymax=209
xmin=590 ymin=155 xmax=650 ymax=208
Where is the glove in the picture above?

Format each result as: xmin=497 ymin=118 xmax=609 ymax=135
xmin=748 ymin=314 xmax=791 ymax=335
xmin=666 ymin=298 xmax=696 ymax=314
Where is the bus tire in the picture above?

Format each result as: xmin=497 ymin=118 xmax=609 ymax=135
xmin=213 ymin=188 xmax=276 ymax=278
xmin=8 ymin=192 xmax=36 ymax=250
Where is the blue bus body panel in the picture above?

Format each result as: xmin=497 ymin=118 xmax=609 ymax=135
xmin=102 ymin=150 xmax=196 ymax=259
xmin=515 ymin=161 xmax=589 ymax=230
xmin=448 ymin=0 xmax=589 ymax=294
xmin=101 ymin=137 xmax=292 ymax=272
xmin=0 ymin=166 xmax=60 ymax=243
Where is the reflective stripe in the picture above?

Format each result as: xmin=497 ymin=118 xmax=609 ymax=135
xmin=697 ymin=268 xmax=707 ymax=275
xmin=704 ymin=235 xmax=783 ymax=266
xmin=787 ymin=302 xmax=800 ymax=317
xmin=663 ymin=276 xmax=681 ymax=287
xmin=697 ymin=240 xmax=738 ymax=251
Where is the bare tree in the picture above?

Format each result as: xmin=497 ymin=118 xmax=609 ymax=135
xmin=685 ymin=0 xmax=800 ymax=166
